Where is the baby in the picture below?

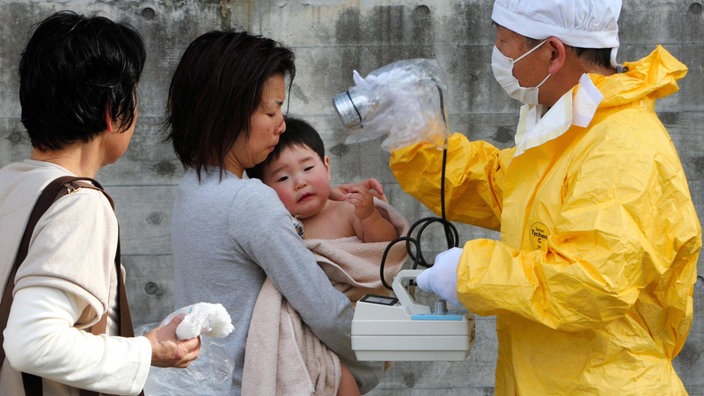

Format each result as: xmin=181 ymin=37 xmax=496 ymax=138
xmin=247 ymin=116 xmax=398 ymax=243
xmin=246 ymin=116 xmax=405 ymax=395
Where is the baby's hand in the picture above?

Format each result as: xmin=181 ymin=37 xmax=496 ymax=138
xmin=336 ymin=179 xmax=397 ymax=243
xmin=342 ymin=182 xmax=377 ymax=220
xmin=330 ymin=178 xmax=388 ymax=203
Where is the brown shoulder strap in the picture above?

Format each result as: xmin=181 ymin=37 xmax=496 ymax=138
xmin=0 ymin=176 xmax=82 ymax=364
xmin=0 ymin=176 xmax=142 ymax=396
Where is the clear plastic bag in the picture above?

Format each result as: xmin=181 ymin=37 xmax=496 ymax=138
xmin=332 ymin=58 xmax=450 ymax=151
xmin=135 ymin=303 xmax=235 ymax=395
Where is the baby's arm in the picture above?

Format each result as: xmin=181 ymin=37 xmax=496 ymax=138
xmin=331 ymin=178 xmax=388 ymax=203
xmin=343 ymin=182 xmax=398 ymax=242
xmin=338 ymin=363 xmax=361 ymax=396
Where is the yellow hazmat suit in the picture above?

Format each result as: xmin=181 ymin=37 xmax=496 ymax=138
xmin=389 ymin=46 xmax=701 ymax=395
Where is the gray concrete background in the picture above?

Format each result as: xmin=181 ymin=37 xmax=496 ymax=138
xmin=0 ymin=1 xmax=702 ymax=394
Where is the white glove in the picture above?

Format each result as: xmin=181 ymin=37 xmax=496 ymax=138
xmin=416 ymin=247 xmax=463 ymax=306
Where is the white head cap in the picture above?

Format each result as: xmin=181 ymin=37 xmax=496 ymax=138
xmin=491 ymin=0 xmax=622 ymax=66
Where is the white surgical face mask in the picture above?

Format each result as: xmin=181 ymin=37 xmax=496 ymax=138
xmin=491 ymin=40 xmax=551 ymax=105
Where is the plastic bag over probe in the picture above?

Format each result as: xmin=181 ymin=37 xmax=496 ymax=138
xmin=332 ymin=58 xmax=459 ymax=289
xmin=332 ymin=58 xmax=451 ymax=151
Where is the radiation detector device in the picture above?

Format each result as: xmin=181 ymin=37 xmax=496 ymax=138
xmin=351 ymin=269 xmax=475 ymax=361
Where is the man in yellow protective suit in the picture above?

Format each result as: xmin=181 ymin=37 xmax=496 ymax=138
xmin=389 ymin=0 xmax=702 ymax=394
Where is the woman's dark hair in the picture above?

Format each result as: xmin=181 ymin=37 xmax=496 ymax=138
xmin=246 ymin=116 xmax=325 ymax=180
xmin=19 ymin=10 xmax=146 ymax=150
xmin=164 ymin=30 xmax=296 ymax=179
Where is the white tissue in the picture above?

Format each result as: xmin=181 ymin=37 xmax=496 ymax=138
xmin=161 ymin=302 xmax=234 ymax=340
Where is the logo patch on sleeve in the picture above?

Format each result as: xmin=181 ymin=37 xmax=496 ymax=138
xmin=529 ymin=222 xmax=549 ymax=250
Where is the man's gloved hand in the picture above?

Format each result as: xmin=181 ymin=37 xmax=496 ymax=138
xmin=416 ymin=247 xmax=463 ymax=306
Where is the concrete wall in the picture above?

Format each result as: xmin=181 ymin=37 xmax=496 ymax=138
xmin=1 ymin=1 xmax=702 ymax=394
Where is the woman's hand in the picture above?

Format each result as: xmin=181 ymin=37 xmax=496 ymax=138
xmin=145 ymin=314 xmax=201 ymax=368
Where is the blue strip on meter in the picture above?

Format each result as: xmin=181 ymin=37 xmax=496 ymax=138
xmin=411 ymin=314 xmax=464 ymax=321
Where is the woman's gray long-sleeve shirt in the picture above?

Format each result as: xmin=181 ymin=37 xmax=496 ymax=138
xmin=171 ymin=168 xmax=381 ymax=395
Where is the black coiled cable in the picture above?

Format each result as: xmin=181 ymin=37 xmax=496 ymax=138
xmin=379 ymin=146 xmax=458 ymax=290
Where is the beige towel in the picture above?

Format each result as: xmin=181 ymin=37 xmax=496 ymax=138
xmin=306 ymin=199 xmax=409 ymax=303
xmin=241 ymin=279 xmax=340 ymax=396
xmin=242 ymin=200 xmax=409 ymax=396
